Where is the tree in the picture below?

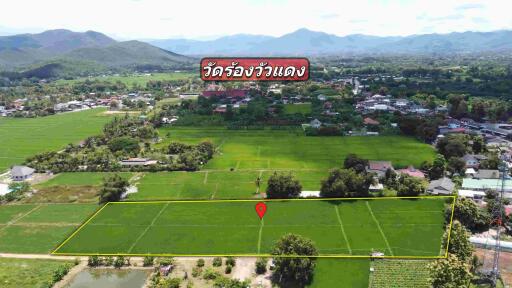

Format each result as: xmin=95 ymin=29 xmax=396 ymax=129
xmin=447 ymin=157 xmax=466 ymax=175
xmin=108 ymin=136 xmax=140 ymax=154
xmin=255 ymin=258 xmax=267 ymax=274
xmin=429 ymin=154 xmax=446 ymax=180
xmin=271 ymin=234 xmax=318 ymax=287
xmin=343 ymin=154 xmax=368 ymax=174
xmin=472 ymin=136 xmax=485 ymax=154
xmin=320 ymin=168 xmax=374 ymax=198
xmin=396 ymin=175 xmax=425 ymax=196
xmin=266 ymin=172 xmax=302 ymax=199
xmin=437 ymin=137 xmax=466 ymax=159
xmin=448 ymin=197 xmax=490 ymax=232
xmin=428 ymin=254 xmax=472 ymax=288
xmin=443 ymin=221 xmax=473 ymax=262
xmin=98 ymin=174 xmax=129 ymax=204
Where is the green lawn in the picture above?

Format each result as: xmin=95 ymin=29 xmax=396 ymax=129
xmin=0 ymin=258 xmax=73 ymax=288
xmin=0 ymin=108 xmax=112 ymax=171
xmin=54 ymin=197 xmax=447 ymax=257
xmin=54 ymin=72 xmax=195 ymax=86
xmin=0 ymin=203 xmax=98 ymax=253
xmin=284 ymin=103 xmax=312 ymax=114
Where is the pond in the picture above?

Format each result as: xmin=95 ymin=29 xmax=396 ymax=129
xmin=65 ymin=268 xmax=151 ymax=288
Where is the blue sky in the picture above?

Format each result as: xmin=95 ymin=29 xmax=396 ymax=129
xmin=1 ymin=0 xmax=510 ymax=39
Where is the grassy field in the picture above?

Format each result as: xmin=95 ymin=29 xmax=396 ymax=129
xmin=54 ymin=72 xmax=195 ymax=86
xmin=284 ymin=103 xmax=312 ymax=114
xmin=369 ymin=260 xmax=432 ymax=288
xmin=36 ymin=172 xmax=134 ymax=188
xmin=0 ymin=108 xmax=112 ymax=171
xmin=129 ymin=170 xmax=329 ymax=200
xmin=310 ymin=259 xmax=370 ymax=288
xmin=0 ymin=258 xmax=73 ymax=288
xmin=53 ymin=197 xmax=448 ymax=257
xmin=158 ymin=127 xmax=436 ymax=170
xmin=121 ymin=127 xmax=436 ymax=200
xmin=0 ymin=203 xmax=98 ymax=253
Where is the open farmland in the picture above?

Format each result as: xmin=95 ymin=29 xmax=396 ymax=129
xmin=53 ymin=197 xmax=450 ymax=257
xmin=0 ymin=258 xmax=74 ymax=288
xmin=0 ymin=203 xmax=97 ymax=253
xmin=123 ymin=127 xmax=437 ymax=200
xmin=159 ymin=127 xmax=436 ymax=170
xmin=54 ymin=72 xmax=195 ymax=86
xmin=0 ymin=108 xmax=112 ymax=171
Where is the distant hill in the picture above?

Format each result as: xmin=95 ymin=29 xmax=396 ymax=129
xmin=150 ymin=28 xmax=512 ymax=56
xmin=150 ymin=34 xmax=273 ymax=55
xmin=0 ymin=29 xmax=192 ymax=73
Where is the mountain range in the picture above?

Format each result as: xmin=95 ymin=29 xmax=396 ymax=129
xmin=0 ymin=29 xmax=191 ymax=74
xmin=150 ymin=28 xmax=512 ymax=56
xmin=2 ymin=28 xmax=512 ymax=76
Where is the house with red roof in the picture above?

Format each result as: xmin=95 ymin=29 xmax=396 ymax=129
xmin=397 ymin=166 xmax=425 ymax=178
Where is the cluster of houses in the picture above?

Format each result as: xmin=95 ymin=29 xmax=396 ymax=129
xmin=355 ymin=94 xmax=445 ymax=115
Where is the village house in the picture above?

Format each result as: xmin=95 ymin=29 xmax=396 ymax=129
xmin=427 ymin=177 xmax=455 ymax=195
xmin=462 ymin=154 xmax=487 ymax=168
xmin=472 ymin=169 xmax=501 ymax=179
xmin=397 ymin=166 xmax=425 ymax=178
xmin=310 ymin=119 xmax=322 ymax=129
xmin=10 ymin=166 xmax=35 ymax=181
xmin=366 ymin=161 xmax=394 ymax=178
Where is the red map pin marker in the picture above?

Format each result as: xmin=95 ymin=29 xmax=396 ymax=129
xmin=255 ymin=202 xmax=267 ymax=220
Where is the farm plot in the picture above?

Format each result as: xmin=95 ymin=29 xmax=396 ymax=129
xmin=0 ymin=108 xmax=112 ymax=171
xmin=0 ymin=203 xmax=98 ymax=253
xmin=53 ymin=197 xmax=450 ymax=257
xmin=158 ymin=127 xmax=436 ymax=170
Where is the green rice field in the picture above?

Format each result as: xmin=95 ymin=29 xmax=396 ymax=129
xmin=54 ymin=72 xmax=195 ymax=86
xmin=0 ymin=108 xmax=112 ymax=171
xmin=0 ymin=203 xmax=98 ymax=253
xmin=53 ymin=197 xmax=449 ymax=257
xmin=159 ymin=127 xmax=436 ymax=170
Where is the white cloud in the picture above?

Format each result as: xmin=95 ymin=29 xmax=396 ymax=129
xmin=1 ymin=0 xmax=511 ymax=39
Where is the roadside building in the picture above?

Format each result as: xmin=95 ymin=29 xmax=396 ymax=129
xmin=473 ymin=169 xmax=500 ymax=179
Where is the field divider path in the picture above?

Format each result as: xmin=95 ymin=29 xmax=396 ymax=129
xmin=334 ymin=206 xmax=352 ymax=255
xmin=366 ymin=201 xmax=394 ymax=256
xmin=203 ymin=171 xmax=208 ymax=184
xmin=257 ymin=219 xmax=264 ymax=254
xmin=127 ymin=203 xmax=169 ymax=254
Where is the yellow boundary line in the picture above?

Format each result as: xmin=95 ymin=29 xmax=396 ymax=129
xmin=51 ymin=195 xmax=456 ymax=259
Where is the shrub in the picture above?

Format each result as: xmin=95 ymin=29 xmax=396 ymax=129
xmin=104 ymin=256 xmax=114 ymax=266
xmin=87 ymin=255 xmax=101 ymax=267
xmin=225 ymin=257 xmax=236 ymax=267
xmin=225 ymin=264 xmax=232 ymax=274
xmin=159 ymin=257 xmax=175 ymax=266
xmin=143 ymin=256 xmax=155 ymax=267
xmin=212 ymin=257 xmax=222 ymax=267
xmin=192 ymin=267 xmax=202 ymax=278
xmin=196 ymin=258 xmax=205 ymax=267
xmin=255 ymin=258 xmax=267 ymax=274
xmin=203 ymin=267 xmax=220 ymax=280
xmin=113 ymin=256 xmax=125 ymax=268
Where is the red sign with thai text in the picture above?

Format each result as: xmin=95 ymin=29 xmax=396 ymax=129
xmin=200 ymin=57 xmax=309 ymax=81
